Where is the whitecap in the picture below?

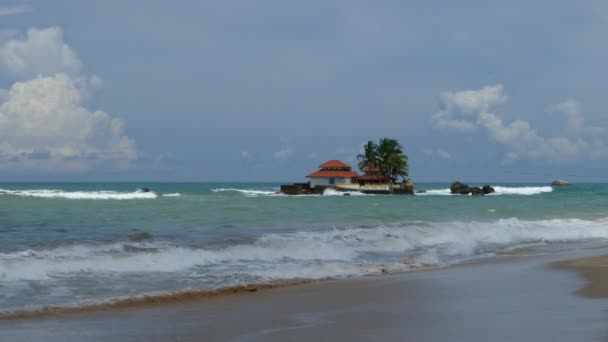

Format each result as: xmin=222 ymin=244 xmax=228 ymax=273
xmin=0 ymin=189 xmax=158 ymax=200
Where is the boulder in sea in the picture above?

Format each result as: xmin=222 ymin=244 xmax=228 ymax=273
xmin=482 ymin=185 xmax=495 ymax=194
xmin=470 ymin=187 xmax=484 ymax=196
xmin=450 ymin=181 xmax=494 ymax=196
xmin=450 ymin=181 xmax=470 ymax=194
xmin=551 ymin=180 xmax=570 ymax=186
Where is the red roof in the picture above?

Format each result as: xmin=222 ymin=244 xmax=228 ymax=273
xmin=318 ymin=160 xmax=351 ymax=169
xmin=306 ymin=170 xmax=359 ymax=178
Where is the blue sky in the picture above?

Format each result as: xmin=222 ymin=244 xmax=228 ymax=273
xmin=0 ymin=0 xmax=607 ymax=182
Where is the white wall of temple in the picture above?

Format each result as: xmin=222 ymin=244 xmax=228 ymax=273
xmin=309 ymin=177 xmax=353 ymax=188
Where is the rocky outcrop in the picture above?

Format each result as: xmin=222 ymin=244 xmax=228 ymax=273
xmin=470 ymin=187 xmax=483 ymax=196
xmin=551 ymin=180 xmax=570 ymax=186
xmin=482 ymin=185 xmax=495 ymax=194
xmin=450 ymin=182 xmax=471 ymax=194
xmin=450 ymin=182 xmax=495 ymax=196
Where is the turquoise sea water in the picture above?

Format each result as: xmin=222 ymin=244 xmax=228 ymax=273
xmin=1 ymin=182 xmax=607 ymax=312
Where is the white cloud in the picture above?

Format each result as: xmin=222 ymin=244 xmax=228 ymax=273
xmin=0 ymin=27 xmax=136 ymax=172
xmin=433 ymin=84 xmax=506 ymax=131
xmin=0 ymin=27 xmax=82 ymax=77
xmin=0 ymin=5 xmax=31 ymax=17
xmin=0 ymin=74 xmax=136 ymax=171
xmin=274 ymin=148 xmax=293 ymax=160
xmin=433 ymin=85 xmax=608 ymax=163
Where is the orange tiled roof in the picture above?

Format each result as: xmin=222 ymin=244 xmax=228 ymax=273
xmin=318 ymin=160 xmax=351 ymax=169
xmin=306 ymin=170 xmax=359 ymax=178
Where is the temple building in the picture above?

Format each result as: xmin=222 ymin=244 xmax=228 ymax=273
xmin=306 ymin=160 xmax=359 ymax=188
xmin=357 ymin=167 xmax=388 ymax=185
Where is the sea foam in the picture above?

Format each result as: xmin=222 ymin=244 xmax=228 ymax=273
xmin=0 ymin=189 xmax=159 ymax=200
xmin=211 ymin=188 xmax=281 ymax=196
xmin=419 ymin=186 xmax=553 ymax=196
xmin=2 ymin=217 xmax=607 ymax=283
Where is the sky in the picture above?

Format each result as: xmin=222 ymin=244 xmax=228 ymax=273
xmin=0 ymin=0 xmax=607 ymax=182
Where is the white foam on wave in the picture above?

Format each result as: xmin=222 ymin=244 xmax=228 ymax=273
xmin=162 ymin=193 xmax=181 ymax=197
xmin=491 ymin=186 xmax=553 ymax=195
xmin=419 ymin=186 xmax=554 ymax=196
xmin=2 ymin=216 xmax=608 ymax=282
xmin=322 ymin=188 xmax=367 ymax=196
xmin=0 ymin=189 xmax=158 ymax=200
xmin=418 ymin=188 xmax=452 ymax=196
xmin=211 ymin=188 xmax=282 ymax=197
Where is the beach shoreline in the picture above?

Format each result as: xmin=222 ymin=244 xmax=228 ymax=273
xmin=554 ymin=253 xmax=608 ymax=298
xmin=2 ymin=245 xmax=607 ymax=341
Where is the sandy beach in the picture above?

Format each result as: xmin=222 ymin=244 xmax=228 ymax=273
xmin=555 ymin=254 xmax=608 ymax=299
xmin=1 ymin=245 xmax=607 ymax=342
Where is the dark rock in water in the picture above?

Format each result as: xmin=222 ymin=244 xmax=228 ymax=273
xmin=451 ymin=181 xmax=493 ymax=196
xmin=129 ymin=232 xmax=154 ymax=241
xmin=138 ymin=188 xmax=151 ymax=193
xmin=416 ymin=190 xmax=427 ymax=194
xmin=450 ymin=181 xmax=473 ymax=195
xmin=482 ymin=185 xmax=495 ymax=194
xmin=450 ymin=181 xmax=468 ymax=193
xmin=551 ymin=180 xmax=570 ymax=186
xmin=343 ymin=193 xmax=351 ymax=196
xmin=470 ymin=187 xmax=483 ymax=196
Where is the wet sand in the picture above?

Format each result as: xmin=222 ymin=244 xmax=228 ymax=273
xmin=1 ymin=247 xmax=607 ymax=342
xmin=555 ymin=253 xmax=608 ymax=298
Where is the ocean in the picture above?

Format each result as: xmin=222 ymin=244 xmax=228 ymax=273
xmin=1 ymin=182 xmax=607 ymax=314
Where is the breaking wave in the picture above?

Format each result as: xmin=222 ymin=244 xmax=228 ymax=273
xmin=162 ymin=193 xmax=181 ymax=197
xmin=2 ymin=216 xmax=607 ymax=283
xmin=0 ymin=189 xmax=159 ymax=200
xmin=2 ymin=216 xmax=608 ymax=314
xmin=322 ymin=188 xmax=367 ymax=196
xmin=211 ymin=188 xmax=281 ymax=196
xmin=419 ymin=186 xmax=553 ymax=196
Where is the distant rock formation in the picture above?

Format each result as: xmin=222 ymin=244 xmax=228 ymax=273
xmin=482 ymin=185 xmax=496 ymax=194
xmin=551 ymin=180 xmax=570 ymax=186
xmin=450 ymin=182 xmax=495 ymax=196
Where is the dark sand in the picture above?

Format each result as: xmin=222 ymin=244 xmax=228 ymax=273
xmin=1 ymin=247 xmax=607 ymax=342
xmin=555 ymin=253 xmax=608 ymax=298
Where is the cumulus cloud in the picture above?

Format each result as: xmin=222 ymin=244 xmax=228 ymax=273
xmin=0 ymin=74 xmax=136 ymax=170
xmin=433 ymin=85 xmax=506 ymax=131
xmin=0 ymin=27 xmax=136 ymax=171
xmin=0 ymin=27 xmax=82 ymax=77
xmin=0 ymin=5 xmax=31 ymax=17
xmin=433 ymin=85 xmax=608 ymax=163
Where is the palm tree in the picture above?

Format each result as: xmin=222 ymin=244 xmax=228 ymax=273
xmin=357 ymin=140 xmax=378 ymax=172
xmin=357 ymin=138 xmax=409 ymax=192
xmin=376 ymin=138 xmax=409 ymax=191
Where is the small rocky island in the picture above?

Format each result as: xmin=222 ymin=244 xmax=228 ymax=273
xmin=450 ymin=182 xmax=495 ymax=195
xmin=281 ymin=138 xmax=414 ymax=195
xmin=551 ymin=180 xmax=570 ymax=186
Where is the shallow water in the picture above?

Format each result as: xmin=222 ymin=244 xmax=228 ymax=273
xmin=0 ymin=182 xmax=607 ymax=312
